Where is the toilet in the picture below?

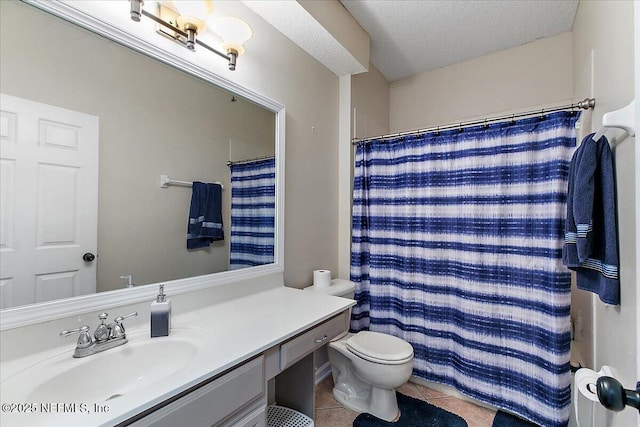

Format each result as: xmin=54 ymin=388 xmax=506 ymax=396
xmin=305 ymin=280 xmax=415 ymax=422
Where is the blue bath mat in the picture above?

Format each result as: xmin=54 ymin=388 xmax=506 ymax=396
xmin=492 ymin=410 xmax=539 ymax=427
xmin=352 ymin=393 xmax=467 ymax=427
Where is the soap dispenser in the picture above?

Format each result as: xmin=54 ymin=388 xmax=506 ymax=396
xmin=151 ymin=285 xmax=171 ymax=337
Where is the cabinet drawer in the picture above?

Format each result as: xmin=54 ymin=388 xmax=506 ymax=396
xmin=280 ymin=310 xmax=349 ymax=370
xmin=226 ymin=404 xmax=266 ymax=427
xmin=132 ymin=356 xmax=264 ymax=427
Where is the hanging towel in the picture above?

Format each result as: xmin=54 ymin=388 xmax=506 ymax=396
xmin=563 ymin=133 xmax=620 ymax=304
xmin=187 ymin=181 xmax=224 ymax=249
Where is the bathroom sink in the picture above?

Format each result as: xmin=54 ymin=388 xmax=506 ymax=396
xmin=2 ymin=328 xmax=206 ymax=404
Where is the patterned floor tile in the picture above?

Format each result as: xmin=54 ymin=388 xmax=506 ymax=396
xmin=314 ymin=377 xmax=497 ymax=427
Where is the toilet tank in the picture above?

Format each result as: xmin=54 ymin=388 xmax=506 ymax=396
xmin=304 ymin=279 xmax=356 ymax=299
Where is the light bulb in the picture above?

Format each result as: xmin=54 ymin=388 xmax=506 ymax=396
xmin=208 ymin=16 xmax=252 ymax=56
xmin=173 ymin=0 xmax=214 ymax=30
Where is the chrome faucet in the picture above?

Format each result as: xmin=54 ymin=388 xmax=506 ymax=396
xmin=60 ymin=311 xmax=138 ymax=358
xmin=120 ymin=275 xmax=134 ymax=288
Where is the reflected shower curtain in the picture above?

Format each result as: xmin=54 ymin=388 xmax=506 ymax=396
xmin=350 ymin=112 xmax=579 ymax=427
xmin=229 ymin=158 xmax=275 ymax=270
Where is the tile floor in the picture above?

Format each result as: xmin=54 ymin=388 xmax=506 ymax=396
xmin=314 ymin=376 xmax=497 ymax=427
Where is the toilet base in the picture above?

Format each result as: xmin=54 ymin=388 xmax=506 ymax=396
xmin=327 ymin=331 xmax=413 ymax=423
xmin=333 ymin=386 xmax=400 ymax=422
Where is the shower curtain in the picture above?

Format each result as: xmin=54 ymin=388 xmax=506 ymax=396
xmin=229 ymin=158 xmax=276 ymax=270
xmin=350 ymin=111 xmax=579 ymax=427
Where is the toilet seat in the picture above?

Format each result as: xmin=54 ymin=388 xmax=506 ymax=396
xmin=346 ymin=331 xmax=413 ymax=365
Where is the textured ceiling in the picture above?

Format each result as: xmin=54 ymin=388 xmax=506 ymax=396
xmin=341 ymin=0 xmax=580 ymax=82
xmin=242 ymin=0 xmax=367 ymax=76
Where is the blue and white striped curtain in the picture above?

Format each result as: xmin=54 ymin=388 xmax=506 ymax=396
xmin=229 ymin=158 xmax=276 ymax=270
xmin=350 ymin=111 xmax=579 ymax=427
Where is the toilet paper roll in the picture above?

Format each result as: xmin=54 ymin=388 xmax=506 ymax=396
xmin=313 ymin=270 xmax=331 ymax=287
xmin=574 ymin=368 xmax=600 ymax=402
xmin=573 ymin=366 xmax=614 ymax=427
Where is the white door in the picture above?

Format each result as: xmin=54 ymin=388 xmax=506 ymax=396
xmin=0 ymin=93 xmax=99 ymax=309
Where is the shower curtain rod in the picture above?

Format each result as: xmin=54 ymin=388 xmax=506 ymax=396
xmin=227 ymin=155 xmax=275 ymax=166
xmin=352 ymin=97 xmax=596 ymax=145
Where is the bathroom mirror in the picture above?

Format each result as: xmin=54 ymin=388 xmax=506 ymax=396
xmin=0 ymin=0 xmax=285 ymax=326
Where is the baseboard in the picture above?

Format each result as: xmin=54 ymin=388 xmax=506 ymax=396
xmin=409 ymin=376 xmax=497 ymax=412
xmin=315 ymin=361 xmax=332 ymax=385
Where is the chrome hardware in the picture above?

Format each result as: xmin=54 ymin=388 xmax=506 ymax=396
xmin=314 ymin=335 xmax=329 ymax=344
xmin=120 ymin=275 xmax=134 ymax=288
xmin=60 ymin=311 xmax=138 ymax=358
xmin=109 ymin=312 xmax=138 ymax=339
xmin=60 ymin=325 xmax=93 ymax=349
xmin=94 ymin=313 xmax=110 ymax=343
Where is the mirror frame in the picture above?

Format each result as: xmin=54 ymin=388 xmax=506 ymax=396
xmin=0 ymin=0 xmax=285 ymax=330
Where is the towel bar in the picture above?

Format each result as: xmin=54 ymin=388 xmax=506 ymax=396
xmin=593 ymin=99 xmax=636 ymax=142
xmin=160 ymin=174 xmax=224 ymax=190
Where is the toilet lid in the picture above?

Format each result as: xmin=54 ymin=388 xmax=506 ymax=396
xmin=346 ymin=331 xmax=413 ymax=364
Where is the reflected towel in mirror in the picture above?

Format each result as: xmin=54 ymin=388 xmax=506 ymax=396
xmin=187 ymin=182 xmax=224 ymax=249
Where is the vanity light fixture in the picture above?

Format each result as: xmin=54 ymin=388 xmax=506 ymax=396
xmin=129 ymin=0 xmax=252 ymax=71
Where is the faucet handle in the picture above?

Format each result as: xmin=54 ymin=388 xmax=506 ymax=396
xmin=60 ymin=325 xmax=93 ymax=349
xmin=115 ymin=311 xmax=138 ymax=324
xmin=94 ymin=313 xmax=110 ymax=342
xmin=110 ymin=311 xmax=138 ymax=339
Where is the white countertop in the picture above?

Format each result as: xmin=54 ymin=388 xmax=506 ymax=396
xmin=0 ymin=286 xmax=355 ymax=426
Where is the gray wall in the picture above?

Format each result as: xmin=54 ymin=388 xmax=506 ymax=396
xmin=389 ymin=31 xmax=574 ymax=132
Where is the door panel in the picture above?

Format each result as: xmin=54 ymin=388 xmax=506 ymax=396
xmin=0 ymin=93 xmax=98 ymax=309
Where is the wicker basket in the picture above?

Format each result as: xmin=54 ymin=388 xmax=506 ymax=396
xmin=267 ymin=405 xmax=314 ymax=427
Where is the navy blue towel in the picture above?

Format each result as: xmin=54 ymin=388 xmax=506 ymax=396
xmin=187 ymin=182 xmax=224 ymax=249
xmin=563 ymin=133 xmax=619 ymax=304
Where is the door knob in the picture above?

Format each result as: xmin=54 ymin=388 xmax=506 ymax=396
xmin=82 ymin=252 xmax=96 ymax=262
xmin=597 ymin=376 xmax=640 ymax=411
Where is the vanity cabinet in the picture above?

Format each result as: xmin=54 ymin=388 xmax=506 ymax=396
xmin=126 ymin=310 xmax=350 ymax=426
xmin=0 ymin=286 xmax=355 ymax=427
xmin=271 ymin=310 xmax=350 ymax=419
xmin=129 ymin=356 xmax=265 ymax=427
xmin=279 ymin=310 xmax=349 ymax=370
xmin=224 ymin=405 xmax=266 ymax=427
